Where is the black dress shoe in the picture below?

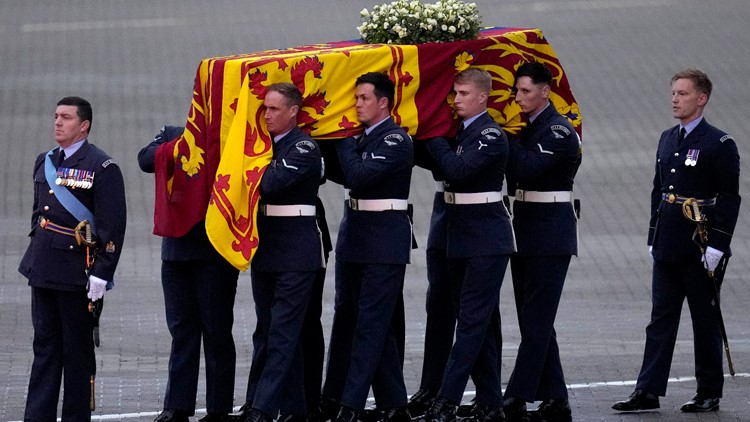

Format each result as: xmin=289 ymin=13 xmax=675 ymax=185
xmin=408 ymin=390 xmax=436 ymax=418
xmin=320 ymin=397 xmax=342 ymax=422
xmin=242 ymin=408 xmax=272 ymax=422
xmin=362 ymin=407 xmax=383 ymax=422
xmin=529 ymin=399 xmax=570 ymax=422
xmin=336 ymin=406 xmax=363 ymax=422
xmin=502 ymin=397 xmax=528 ymax=421
xmin=413 ymin=396 xmax=457 ymax=422
xmin=235 ymin=402 xmax=253 ymax=420
xmin=680 ymin=395 xmax=720 ymax=413
xmin=154 ymin=409 xmax=190 ymax=422
xmin=455 ymin=399 xmax=476 ymax=418
xmin=611 ymin=389 xmax=659 ymax=412
xmin=379 ymin=406 xmax=411 ymax=422
xmin=462 ymin=403 xmax=506 ymax=422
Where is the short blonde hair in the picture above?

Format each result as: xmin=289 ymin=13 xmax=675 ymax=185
xmin=455 ymin=67 xmax=492 ymax=93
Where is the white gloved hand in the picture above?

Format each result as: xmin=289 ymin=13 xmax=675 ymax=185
xmin=702 ymin=246 xmax=724 ymax=272
xmin=649 ymin=245 xmax=653 ymax=258
xmin=87 ymin=275 xmax=107 ymax=301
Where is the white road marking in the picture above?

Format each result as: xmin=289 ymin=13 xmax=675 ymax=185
xmin=12 ymin=373 xmax=742 ymax=421
xmin=498 ymin=0 xmax=677 ymax=13
xmin=21 ymin=18 xmax=185 ymax=33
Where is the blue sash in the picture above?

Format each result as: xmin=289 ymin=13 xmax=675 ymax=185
xmin=44 ymin=149 xmax=97 ymax=233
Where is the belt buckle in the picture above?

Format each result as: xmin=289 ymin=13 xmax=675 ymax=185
xmin=39 ymin=216 xmax=48 ymax=228
xmin=349 ymin=198 xmax=358 ymax=211
xmin=515 ymin=190 xmax=524 ymax=201
xmin=667 ymin=193 xmax=676 ymax=204
xmin=444 ymin=192 xmax=455 ymax=204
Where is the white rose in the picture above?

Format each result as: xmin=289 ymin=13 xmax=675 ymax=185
xmin=449 ymin=25 xmax=456 ymax=33
xmin=441 ymin=24 xmax=448 ymax=31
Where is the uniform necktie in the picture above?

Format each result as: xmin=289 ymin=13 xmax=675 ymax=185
xmin=57 ymin=149 xmax=66 ymax=167
xmin=678 ymin=127 xmax=686 ymax=146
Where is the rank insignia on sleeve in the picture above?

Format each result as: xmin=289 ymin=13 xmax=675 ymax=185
xmin=105 ymin=241 xmax=116 ymax=253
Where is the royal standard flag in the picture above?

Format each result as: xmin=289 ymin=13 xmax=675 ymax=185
xmin=153 ymin=26 xmax=582 ymax=271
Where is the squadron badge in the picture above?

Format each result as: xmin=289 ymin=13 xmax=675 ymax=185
xmin=550 ymin=125 xmax=571 ymax=139
xmin=384 ymin=133 xmax=405 ymax=146
xmin=295 ymin=140 xmax=316 ymax=154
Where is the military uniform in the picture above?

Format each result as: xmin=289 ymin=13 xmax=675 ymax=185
xmin=411 ymin=142 xmax=456 ymax=401
xmin=636 ymin=117 xmax=740 ymax=398
xmin=504 ymin=103 xmax=581 ymax=403
xmin=20 ymin=140 xmax=126 ymax=421
xmin=245 ymin=126 xmax=324 ymax=418
xmin=425 ymin=111 xmax=514 ymax=408
xmin=322 ymin=116 xmax=413 ymax=413
xmin=138 ymin=126 xmax=239 ymax=418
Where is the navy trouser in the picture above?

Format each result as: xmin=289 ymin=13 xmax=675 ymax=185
xmin=25 ymin=287 xmax=93 ymax=422
xmin=636 ymin=259 xmax=724 ymax=397
xmin=418 ymin=247 xmax=456 ymax=393
xmin=439 ymin=254 xmax=508 ymax=407
xmin=325 ymin=260 xmax=408 ymax=410
xmin=161 ymin=259 xmax=238 ymax=415
xmin=248 ymin=269 xmax=317 ymax=417
xmin=504 ymin=255 xmax=571 ymax=401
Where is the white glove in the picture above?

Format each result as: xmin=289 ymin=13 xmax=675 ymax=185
xmin=87 ymin=275 xmax=107 ymax=301
xmin=649 ymin=245 xmax=653 ymax=258
xmin=702 ymin=246 xmax=724 ymax=272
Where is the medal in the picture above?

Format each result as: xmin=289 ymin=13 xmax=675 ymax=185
xmin=685 ymin=149 xmax=700 ymax=167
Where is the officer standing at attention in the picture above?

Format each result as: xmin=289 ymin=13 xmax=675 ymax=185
xmin=19 ymin=96 xmax=127 ymax=422
xmin=320 ymin=71 xmax=413 ymax=422
xmin=502 ymin=62 xmax=581 ymax=422
xmin=138 ymin=125 xmax=240 ymax=422
xmin=612 ymin=69 xmax=740 ymax=414
xmin=417 ymin=67 xmax=514 ymax=422
xmin=240 ymin=82 xmax=324 ymax=422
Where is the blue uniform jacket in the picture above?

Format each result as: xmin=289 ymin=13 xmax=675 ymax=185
xmin=334 ymin=117 xmax=413 ymax=264
xmin=427 ymin=112 xmax=514 ymax=258
xmin=19 ymin=141 xmax=127 ymax=290
xmin=137 ymin=125 xmax=223 ymax=261
xmin=252 ymin=127 xmax=324 ymax=272
xmin=414 ymin=140 xmax=448 ymax=250
xmin=507 ymin=104 xmax=581 ymax=256
xmin=648 ymin=118 xmax=740 ymax=262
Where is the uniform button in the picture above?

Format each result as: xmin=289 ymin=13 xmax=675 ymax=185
xmin=669 ymin=185 xmax=674 ymax=190
xmin=69 ymin=245 xmax=74 ymax=250
xmin=674 ymin=152 xmax=679 ymax=157
xmin=48 ymin=189 xmax=54 ymax=195
xmin=43 ymin=206 xmax=50 ymax=211
xmin=671 ymin=169 xmax=676 ymax=173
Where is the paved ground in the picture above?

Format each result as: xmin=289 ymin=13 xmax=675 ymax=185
xmin=1 ymin=0 xmax=750 ymax=421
